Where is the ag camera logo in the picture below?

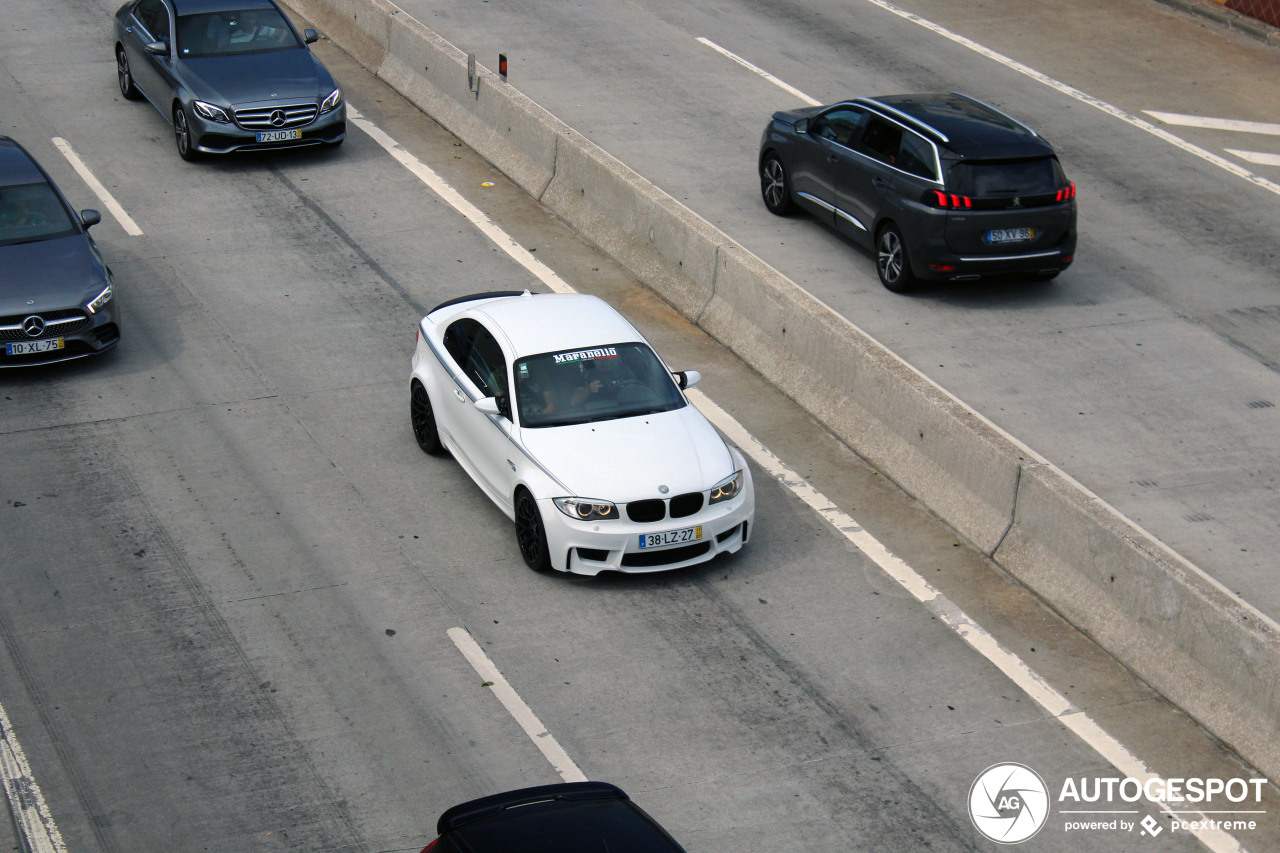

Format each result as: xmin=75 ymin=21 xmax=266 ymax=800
xmin=969 ymin=763 xmax=1050 ymax=844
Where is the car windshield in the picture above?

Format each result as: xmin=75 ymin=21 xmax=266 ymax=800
xmin=176 ymin=9 xmax=301 ymax=58
xmin=0 ymin=181 xmax=76 ymax=247
xmin=948 ymin=157 xmax=1065 ymax=197
xmin=515 ymin=342 xmax=686 ymax=428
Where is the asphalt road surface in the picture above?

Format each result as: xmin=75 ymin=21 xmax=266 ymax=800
xmin=1 ymin=1 xmax=1277 ymax=852
xmin=398 ymin=0 xmax=1280 ymax=625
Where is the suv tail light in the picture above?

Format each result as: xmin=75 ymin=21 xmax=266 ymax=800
xmin=1055 ymin=182 xmax=1076 ymax=202
xmin=923 ymin=190 xmax=973 ymax=209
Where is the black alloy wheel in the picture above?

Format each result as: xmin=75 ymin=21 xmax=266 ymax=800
xmin=410 ymin=382 xmax=443 ymax=454
xmin=760 ymin=152 xmax=795 ymax=215
xmin=174 ymin=105 xmax=201 ymax=162
xmin=876 ymin=222 xmax=917 ymax=293
xmin=117 ymin=49 xmax=141 ymax=100
xmin=515 ymin=489 xmax=551 ymax=573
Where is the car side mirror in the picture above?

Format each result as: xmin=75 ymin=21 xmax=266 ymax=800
xmin=304 ymin=28 xmax=319 ymax=44
xmin=475 ymin=396 xmax=511 ymax=419
xmin=145 ymin=40 xmax=168 ymax=56
xmin=80 ymin=210 xmax=101 ymax=229
xmin=675 ymin=370 xmax=701 ymax=390
xmin=795 ymin=118 xmax=809 ymax=134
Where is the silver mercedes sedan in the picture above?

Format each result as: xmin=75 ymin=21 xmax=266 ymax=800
xmin=113 ymin=0 xmax=345 ymax=160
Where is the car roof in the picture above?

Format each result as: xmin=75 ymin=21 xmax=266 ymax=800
xmin=438 ymin=292 xmax=647 ymax=358
xmin=858 ymin=93 xmax=1057 ymax=159
xmin=0 ymin=137 xmax=49 ymax=186
xmin=438 ymin=782 xmax=685 ymax=852
xmin=169 ymin=0 xmax=282 ymax=16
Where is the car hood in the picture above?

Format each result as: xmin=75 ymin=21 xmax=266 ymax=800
xmin=182 ymin=50 xmax=333 ymax=105
xmin=0 ymin=235 xmax=101 ymax=314
xmin=519 ymin=405 xmax=734 ymax=502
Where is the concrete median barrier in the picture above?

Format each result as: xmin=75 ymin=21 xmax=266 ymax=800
xmin=698 ymin=244 xmax=1024 ymax=555
xmin=539 ymin=132 xmax=725 ymax=320
xmin=284 ymin=0 xmax=1280 ymax=780
xmin=294 ymin=0 xmax=395 ymax=70
xmin=995 ymin=465 xmax=1280 ymax=775
xmin=378 ymin=12 xmax=560 ymax=199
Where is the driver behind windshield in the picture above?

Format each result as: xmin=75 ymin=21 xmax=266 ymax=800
xmin=515 ymin=343 xmax=684 ymax=428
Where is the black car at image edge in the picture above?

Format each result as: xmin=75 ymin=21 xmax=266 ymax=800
xmin=0 ymin=137 xmax=120 ymax=367
xmin=420 ymin=782 xmax=688 ymax=853
xmin=759 ymin=92 xmax=1077 ymax=292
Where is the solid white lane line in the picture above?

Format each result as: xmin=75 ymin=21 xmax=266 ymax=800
xmin=694 ymin=38 xmax=820 ymax=106
xmin=0 ymin=700 xmax=68 ymax=853
xmin=1226 ymin=149 xmax=1280 ymax=167
xmin=447 ymin=627 xmax=588 ymax=783
xmin=50 ymin=137 xmax=143 ymax=237
xmin=1145 ymin=111 xmax=1280 ymax=137
xmin=698 ymin=4 xmax=1280 ymax=200
xmin=687 ymin=389 xmax=1250 ymax=853
xmin=362 ymin=104 xmax=1245 ymax=850
xmin=346 ymin=106 xmax=573 ymax=295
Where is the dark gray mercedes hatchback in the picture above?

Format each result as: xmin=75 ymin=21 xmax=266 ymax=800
xmin=759 ymin=93 xmax=1077 ymax=292
xmin=0 ymin=137 xmax=119 ymax=367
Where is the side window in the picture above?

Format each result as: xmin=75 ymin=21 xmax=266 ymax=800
xmin=443 ymin=319 xmax=471 ymax=370
xmin=896 ymin=131 xmax=937 ymax=181
xmin=467 ymin=326 xmax=508 ymax=400
xmin=136 ymin=0 xmax=171 ymax=44
xmin=812 ymin=108 xmax=867 ymax=148
xmin=856 ymin=118 xmax=903 ymax=166
xmin=443 ymin=319 xmax=507 ymax=400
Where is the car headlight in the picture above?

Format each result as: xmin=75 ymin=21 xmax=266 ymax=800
xmin=709 ymin=470 xmax=744 ymax=505
xmin=192 ymin=100 xmax=231 ymax=123
xmin=320 ymin=87 xmax=343 ymax=114
xmin=553 ymin=497 xmax=618 ymax=521
xmin=87 ymin=283 xmax=113 ymax=315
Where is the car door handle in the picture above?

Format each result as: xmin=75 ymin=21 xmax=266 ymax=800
xmin=454 ymin=389 xmax=466 ymax=402
xmin=874 ymin=177 xmax=892 ymax=188
xmin=827 ymin=155 xmax=839 ymax=164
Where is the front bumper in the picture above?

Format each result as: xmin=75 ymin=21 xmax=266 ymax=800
xmin=0 ymin=300 xmax=120 ymax=368
xmin=541 ymin=468 xmax=756 ymax=576
xmin=190 ymin=103 xmax=346 ymax=154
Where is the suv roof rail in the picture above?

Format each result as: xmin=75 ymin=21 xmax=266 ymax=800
xmin=947 ymin=92 xmax=1040 ymax=137
xmin=853 ymin=97 xmax=950 ymax=143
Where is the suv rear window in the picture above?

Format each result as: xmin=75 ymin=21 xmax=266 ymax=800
xmin=948 ymin=157 xmax=1065 ymax=198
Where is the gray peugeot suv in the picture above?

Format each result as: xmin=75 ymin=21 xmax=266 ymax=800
xmin=759 ymin=93 xmax=1077 ymax=292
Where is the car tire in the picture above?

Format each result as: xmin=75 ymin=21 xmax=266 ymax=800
xmin=116 ymin=49 xmax=142 ymax=101
xmin=760 ymin=152 xmax=795 ymax=216
xmin=410 ymin=381 xmax=444 ymax=455
xmin=876 ymin=222 xmax=917 ymax=293
xmin=515 ymin=488 xmax=552 ymax=573
xmin=174 ymin=105 xmax=202 ymax=162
